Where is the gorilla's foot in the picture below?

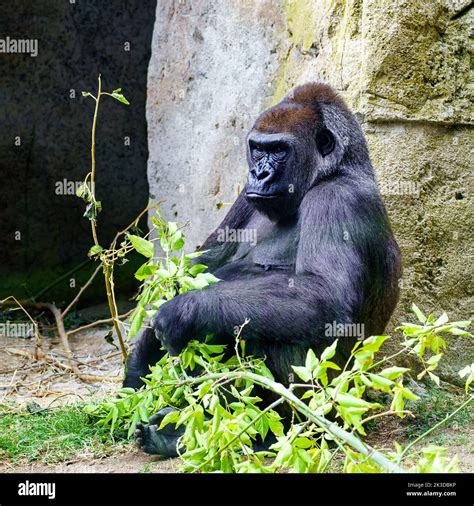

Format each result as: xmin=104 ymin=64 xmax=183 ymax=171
xmin=134 ymin=407 xmax=184 ymax=457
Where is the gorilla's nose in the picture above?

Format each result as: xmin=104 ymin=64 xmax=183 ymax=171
xmin=251 ymin=166 xmax=272 ymax=182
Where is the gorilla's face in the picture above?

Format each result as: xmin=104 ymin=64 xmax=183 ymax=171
xmin=245 ymin=103 xmax=335 ymax=221
xmin=246 ymin=131 xmax=296 ymax=203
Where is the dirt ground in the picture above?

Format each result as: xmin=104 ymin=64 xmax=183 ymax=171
xmin=0 ymin=327 xmax=179 ymax=473
xmin=0 ymin=327 xmax=472 ymax=473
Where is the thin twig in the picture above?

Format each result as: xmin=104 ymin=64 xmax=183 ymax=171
xmin=361 ymin=410 xmax=415 ymax=425
xmin=62 ymin=263 xmax=102 ymax=318
xmin=67 ymin=310 xmax=134 ymax=336
xmin=398 ymin=395 xmax=473 ymax=463
xmin=89 ymin=74 xmax=101 ymax=247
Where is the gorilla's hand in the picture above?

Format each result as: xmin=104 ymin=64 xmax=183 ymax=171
xmin=151 ymin=293 xmax=198 ymax=356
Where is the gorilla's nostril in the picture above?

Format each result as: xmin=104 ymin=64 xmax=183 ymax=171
xmin=256 ymin=170 xmax=271 ymax=181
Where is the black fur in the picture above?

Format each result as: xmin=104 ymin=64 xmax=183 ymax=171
xmin=125 ymin=83 xmax=401 ymax=455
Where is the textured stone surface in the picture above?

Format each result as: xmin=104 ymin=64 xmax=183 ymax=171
xmin=146 ymin=0 xmax=285 ymax=248
xmin=146 ymin=0 xmax=473 ymax=384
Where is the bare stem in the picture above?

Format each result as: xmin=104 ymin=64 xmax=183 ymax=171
xmin=90 ymin=74 xmax=102 ymax=247
xmin=398 ymin=395 xmax=473 ymax=463
xmin=61 ymin=263 xmax=102 ymax=318
xmin=67 ymin=309 xmax=134 ymax=336
xmin=103 ymin=265 xmax=128 ymax=361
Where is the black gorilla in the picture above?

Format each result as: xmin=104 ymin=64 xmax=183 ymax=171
xmin=125 ymin=83 xmax=401 ymax=455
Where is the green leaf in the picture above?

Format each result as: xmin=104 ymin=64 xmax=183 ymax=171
xmin=336 ymin=393 xmax=374 ymax=409
xmin=197 ymin=272 xmax=220 ymax=285
xmin=167 ymin=261 xmax=178 ymax=277
xmin=447 ymin=328 xmax=471 ymax=336
xmin=179 ymin=275 xmax=208 ymax=291
xmin=129 ymin=306 xmax=146 ymax=338
xmin=82 ymin=91 xmax=90 ymax=97
xmin=434 ymin=312 xmax=449 ymax=326
xmin=367 ymin=373 xmax=393 ymax=392
xmin=155 ymin=268 xmax=171 ymax=279
xmin=134 ymin=263 xmax=157 ymax=280
xmin=128 ymin=234 xmax=154 ymax=258
xmin=412 ymin=303 xmax=427 ymax=323
xmin=184 ymin=251 xmax=204 ymax=260
xmin=322 ymin=361 xmax=341 ymax=371
xmin=305 ymin=349 xmax=319 ymax=372
xmin=360 ymin=335 xmax=388 ymax=352
xmin=83 ymin=201 xmax=101 ymax=220
xmin=379 ymin=366 xmax=410 ymax=380
xmin=426 ymin=353 xmax=443 ymax=366
xmin=458 ymin=364 xmax=473 ymax=378
xmin=171 ymin=236 xmax=185 ymax=251
xmin=428 ymin=371 xmax=440 ymax=386
xmin=88 ymin=245 xmax=103 ymax=257
xmin=458 ymin=364 xmax=473 ymax=392
xmin=294 ymin=437 xmax=314 ymax=449
xmin=158 ymin=410 xmax=181 ymax=430
xmin=320 ymin=339 xmax=338 ymax=362
xmin=110 ymin=91 xmax=130 ymax=105
xmin=399 ymin=383 xmax=419 ymax=401
xmin=188 ymin=264 xmax=208 ymax=276
xmin=291 ymin=365 xmax=312 ymax=383
xmin=168 ymin=221 xmax=178 ymax=234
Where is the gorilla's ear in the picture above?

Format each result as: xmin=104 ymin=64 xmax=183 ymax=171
xmin=316 ymin=128 xmax=335 ymax=157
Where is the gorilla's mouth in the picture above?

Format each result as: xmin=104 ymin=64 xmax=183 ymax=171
xmin=246 ymin=191 xmax=281 ymax=200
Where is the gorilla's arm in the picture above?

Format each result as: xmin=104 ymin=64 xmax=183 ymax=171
xmin=154 ymin=268 xmax=360 ymax=356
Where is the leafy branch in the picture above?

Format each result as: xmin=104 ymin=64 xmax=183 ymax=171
xmin=79 ymin=75 xmax=131 ymax=361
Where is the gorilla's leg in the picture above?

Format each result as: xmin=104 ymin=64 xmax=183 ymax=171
xmin=123 ymin=327 xmax=166 ymax=389
xmin=134 ymin=407 xmax=184 ymax=457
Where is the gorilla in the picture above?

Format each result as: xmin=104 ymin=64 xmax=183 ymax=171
xmin=124 ymin=83 xmax=401 ymax=456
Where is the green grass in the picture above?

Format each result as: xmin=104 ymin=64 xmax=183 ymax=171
xmin=0 ymin=403 xmax=129 ymax=464
xmin=404 ymin=385 xmax=473 ymax=439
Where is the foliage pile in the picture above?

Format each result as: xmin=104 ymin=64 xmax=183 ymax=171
xmin=86 ymin=217 xmax=473 ymax=473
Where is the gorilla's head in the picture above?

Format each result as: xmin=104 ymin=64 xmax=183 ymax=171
xmin=245 ymin=83 xmax=368 ymax=221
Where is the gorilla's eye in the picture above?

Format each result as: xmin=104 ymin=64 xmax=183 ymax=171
xmin=249 ymin=140 xmax=289 ymax=162
xmin=316 ymin=129 xmax=335 ymax=157
xmin=271 ymin=145 xmax=288 ymax=162
xmin=250 ymin=143 xmax=265 ymax=160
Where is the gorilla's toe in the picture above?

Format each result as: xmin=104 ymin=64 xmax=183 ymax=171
xmin=134 ymin=424 xmax=145 ymax=449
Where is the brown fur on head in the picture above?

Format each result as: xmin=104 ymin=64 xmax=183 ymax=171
xmin=286 ymin=82 xmax=348 ymax=110
xmin=254 ymin=83 xmax=348 ymax=134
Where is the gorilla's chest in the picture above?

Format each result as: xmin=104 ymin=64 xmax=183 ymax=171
xmin=232 ymin=217 xmax=299 ymax=271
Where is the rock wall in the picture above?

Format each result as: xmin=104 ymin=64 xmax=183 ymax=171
xmin=146 ymin=0 xmax=473 ymax=384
